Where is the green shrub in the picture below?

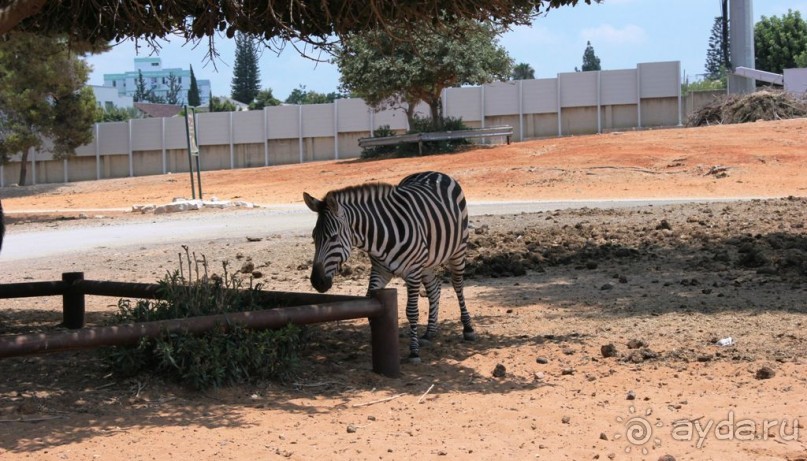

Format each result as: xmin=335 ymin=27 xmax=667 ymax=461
xmin=104 ymin=247 xmax=304 ymax=389
xmin=360 ymin=125 xmax=398 ymax=159
xmin=361 ymin=116 xmax=471 ymax=159
xmin=398 ymin=115 xmax=471 ymax=156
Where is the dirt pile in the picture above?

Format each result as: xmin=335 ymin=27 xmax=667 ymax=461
xmin=687 ymin=90 xmax=807 ymax=126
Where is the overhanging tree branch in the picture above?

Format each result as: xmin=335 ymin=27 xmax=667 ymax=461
xmin=1 ymin=0 xmax=601 ymax=51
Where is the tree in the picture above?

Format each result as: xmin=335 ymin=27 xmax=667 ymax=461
xmin=133 ymin=69 xmax=148 ymax=102
xmin=755 ymin=9 xmax=807 ymax=75
xmin=284 ymin=85 xmax=344 ymax=105
xmin=705 ymin=16 xmax=730 ymax=81
xmin=209 ymin=96 xmax=236 ymax=112
xmin=249 ymin=88 xmax=281 ymax=110
xmin=0 ymin=32 xmax=97 ymax=185
xmin=187 ymin=65 xmax=201 ymax=106
xmin=231 ymin=32 xmax=261 ymax=104
xmin=1 ymin=1 xmax=602 ymax=52
xmin=165 ymin=72 xmax=182 ymax=105
xmin=577 ymin=40 xmax=601 ymax=72
xmin=335 ymin=19 xmax=512 ymax=128
xmin=95 ymin=105 xmax=140 ymax=122
xmin=511 ymin=62 xmax=535 ymax=80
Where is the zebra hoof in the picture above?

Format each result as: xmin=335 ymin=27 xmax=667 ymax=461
xmin=408 ymin=353 xmax=422 ymax=364
xmin=463 ymin=330 xmax=477 ymax=341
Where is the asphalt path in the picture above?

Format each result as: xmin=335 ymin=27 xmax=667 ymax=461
xmin=1 ymin=198 xmax=748 ymax=262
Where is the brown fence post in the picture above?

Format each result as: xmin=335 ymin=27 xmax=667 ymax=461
xmin=369 ymin=288 xmax=400 ymax=378
xmin=62 ymin=272 xmax=85 ymax=329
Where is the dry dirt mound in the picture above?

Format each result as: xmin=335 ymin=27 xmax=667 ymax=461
xmin=687 ymin=90 xmax=807 ymax=126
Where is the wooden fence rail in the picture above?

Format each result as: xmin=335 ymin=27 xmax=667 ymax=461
xmin=0 ymin=272 xmax=400 ymax=378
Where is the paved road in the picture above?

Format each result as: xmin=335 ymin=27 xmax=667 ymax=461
xmin=1 ymin=198 xmax=749 ymax=262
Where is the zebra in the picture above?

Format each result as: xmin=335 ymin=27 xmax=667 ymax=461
xmin=303 ymin=171 xmax=476 ymax=363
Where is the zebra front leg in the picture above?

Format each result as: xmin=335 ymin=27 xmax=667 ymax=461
xmin=449 ymin=254 xmax=476 ymax=341
xmin=420 ymin=270 xmax=441 ymax=344
xmin=404 ymin=275 xmax=423 ymax=363
xmin=366 ymin=261 xmax=393 ymax=296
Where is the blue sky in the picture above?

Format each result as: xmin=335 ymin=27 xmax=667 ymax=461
xmin=85 ymin=1 xmax=804 ymax=101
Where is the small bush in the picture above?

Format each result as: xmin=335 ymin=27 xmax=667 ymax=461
xmin=398 ymin=115 xmax=471 ymax=156
xmin=360 ymin=125 xmax=398 ymax=159
xmin=104 ymin=247 xmax=304 ymax=389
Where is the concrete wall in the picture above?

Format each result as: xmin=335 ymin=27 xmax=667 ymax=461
xmin=1 ymin=61 xmax=685 ymax=187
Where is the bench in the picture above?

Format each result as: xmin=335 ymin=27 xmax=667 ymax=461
xmin=359 ymin=125 xmax=514 ymax=155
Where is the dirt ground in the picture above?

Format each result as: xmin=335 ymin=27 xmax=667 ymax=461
xmin=0 ymin=119 xmax=806 ymax=461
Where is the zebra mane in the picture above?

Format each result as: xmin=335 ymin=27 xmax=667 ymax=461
xmin=325 ymin=182 xmax=396 ymax=203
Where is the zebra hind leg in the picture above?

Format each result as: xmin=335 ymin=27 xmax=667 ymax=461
xmin=449 ymin=254 xmax=476 ymax=341
xmin=420 ymin=270 xmax=442 ymax=345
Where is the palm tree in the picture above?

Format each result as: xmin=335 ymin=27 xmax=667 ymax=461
xmin=511 ymin=62 xmax=535 ymax=80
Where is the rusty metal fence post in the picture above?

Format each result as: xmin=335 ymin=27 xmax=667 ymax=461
xmin=369 ymin=288 xmax=400 ymax=378
xmin=61 ymin=272 xmax=85 ymax=329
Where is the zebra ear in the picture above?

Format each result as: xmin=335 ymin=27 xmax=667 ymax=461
xmin=303 ymin=192 xmax=322 ymax=212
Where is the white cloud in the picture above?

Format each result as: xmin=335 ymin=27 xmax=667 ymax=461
xmin=580 ymin=24 xmax=647 ymax=45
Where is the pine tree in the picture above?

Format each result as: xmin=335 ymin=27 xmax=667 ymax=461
xmin=231 ymin=33 xmax=261 ymax=104
xmin=705 ymin=16 xmax=729 ymax=81
xmin=580 ymin=41 xmax=601 ymax=72
xmin=187 ymin=65 xmax=201 ymax=106
xmin=133 ymin=69 xmax=148 ymax=102
xmin=165 ymin=72 xmax=182 ymax=104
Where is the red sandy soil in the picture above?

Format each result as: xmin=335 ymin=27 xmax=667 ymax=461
xmin=0 ymin=119 xmax=805 ymax=461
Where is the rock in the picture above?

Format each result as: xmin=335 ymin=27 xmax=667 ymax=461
xmin=240 ymin=261 xmax=255 ymax=274
xmin=561 ymin=415 xmax=570 ymax=424
xmin=561 ymin=368 xmax=574 ymax=376
xmin=697 ymin=354 xmax=713 ymax=362
xmin=251 ymin=270 xmax=263 ymax=278
xmin=658 ymin=455 xmax=676 ymax=461
xmin=626 ymin=390 xmax=636 ymax=400
xmin=599 ymin=432 xmax=608 ymax=441
xmin=601 ymin=283 xmax=614 ymax=291
xmin=627 ymin=339 xmax=646 ymax=349
xmin=601 ymin=344 xmax=618 ymax=358
xmin=346 ymin=424 xmax=358 ymax=433
xmin=755 ymin=366 xmax=775 ymax=380
xmin=492 ymin=363 xmax=506 ymax=378
xmin=656 ymin=219 xmax=672 ymax=230
xmin=536 ymin=357 xmax=549 ymax=364
xmin=246 ymin=236 xmax=263 ymax=242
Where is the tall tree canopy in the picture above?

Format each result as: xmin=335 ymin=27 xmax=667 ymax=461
xmin=755 ymin=9 xmax=807 ymax=75
xmin=0 ymin=1 xmax=600 ymax=56
xmin=512 ymin=62 xmax=536 ymax=80
xmin=578 ymin=40 xmax=601 ymax=72
xmin=335 ymin=19 xmax=512 ymax=128
xmin=0 ymin=32 xmax=98 ymax=185
xmin=231 ymin=33 xmax=261 ymax=104
xmin=705 ymin=16 xmax=729 ymax=81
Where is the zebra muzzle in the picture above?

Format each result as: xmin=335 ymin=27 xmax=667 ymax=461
xmin=310 ymin=262 xmax=333 ymax=293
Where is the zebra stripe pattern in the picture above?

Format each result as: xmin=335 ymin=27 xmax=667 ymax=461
xmin=303 ymin=171 xmax=476 ymax=362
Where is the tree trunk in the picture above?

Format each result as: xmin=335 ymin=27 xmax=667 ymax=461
xmin=18 ymin=148 xmax=28 ymax=186
xmin=405 ymin=103 xmax=416 ymax=131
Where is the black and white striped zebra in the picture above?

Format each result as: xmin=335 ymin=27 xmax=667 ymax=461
xmin=303 ymin=171 xmax=476 ymax=363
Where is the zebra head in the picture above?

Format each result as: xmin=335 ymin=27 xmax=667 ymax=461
xmin=303 ymin=191 xmax=352 ymax=293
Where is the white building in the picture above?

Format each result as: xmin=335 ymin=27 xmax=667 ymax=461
xmin=90 ymin=85 xmax=134 ymax=110
xmin=102 ymin=57 xmax=212 ymax=106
